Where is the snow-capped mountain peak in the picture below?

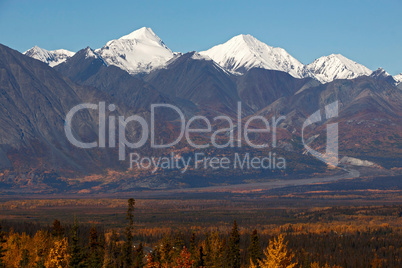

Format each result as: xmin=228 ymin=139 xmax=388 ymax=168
xmin=119 ymin=27 xmax=158 ymax=41
xmin=200 ymin=34 xmax=305 ymax=78
xmin=24 ymin=46 xmax=75 ymax=67
xmin=190 ymin=51 xmax=212 ymax=61
xmin=95 ymin=27 xmax=174 ymax=74
xmin=83 ymin=47 xmax=101 ymax=60
xmin=369 ymin=68 xmax=398 ymax=85
xmin=23 ymin=31 xmax=380 ymax=83
xmin=371 ymin=67 xmax=390 ymax=78
xmin=305 ymin=54 xmax=372 ymax=83
xmin=394 ymin=73 xmax=402 ymax=85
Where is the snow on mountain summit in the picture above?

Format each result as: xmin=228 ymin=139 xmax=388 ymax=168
xmin=370 ymin=67 xmax=390 ymax=78
xmin=200 ymin=34 xmax=305 ymax=78
xmin=24 ymin=46 xmax=75 ymax=67
xmin=119 ymin=27 xmax=159 ymax=42
xmin=23 ymin=30 xmax=378 ymax=83
xmin=190 ymin=51 xmax=212 ymax=61
xmin=305 ymin=54 xmax=372 ymax=83
xmin=95 ymin=27 xmax=174 ymax=74
xmin=370 ymin=68 xmax=398 ymax=85
xmin=200 ymin=35 xmax=376 ymax=83
xmin=394 ymin=73 xmax=402 ymax=85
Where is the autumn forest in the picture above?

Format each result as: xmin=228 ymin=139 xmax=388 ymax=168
xmin=0 ymin=198 xmax=401 ymax=268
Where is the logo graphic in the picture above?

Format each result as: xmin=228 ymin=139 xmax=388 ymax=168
xmin=64 ymin=100 xmax=339 ymax=170
xmin=301 ymin=101 xmax=339 ymax=166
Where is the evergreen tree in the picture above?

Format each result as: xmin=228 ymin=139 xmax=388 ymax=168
xmin=189 ymin=232 xmax=196 ymax=259
xmin=52 ymin=219 xmax=65 ymax=238
xmin=173 ymin=232 xmax=185 ymax=252
xmin=69 ymin=217 xmax=85 ymax=268
xmin=89 ymin=226 xmax=98 ymax=251
xmin=123 ymin=198 xmax=135 ymax=268
xmin=227 ymin=220 xmax=240 ymax=268
xmin=220 ymin=237 xmax=228 ymax=267
xmin=86 ymin=225 xmax=103 ymax=268
xmin=134 ymin=242 xmax=145 ymax=268
xmin=98 ymin=232 xmax=105 ymax=265
xmin=160 ymin=236 xmax=173 ymax=265
xmin=204 ymin=233 xmax=213 ymax=267
xmin=0 ymin=225 xmax=6 ymax=268
xmin=105 ymin=230 xmax=121 ymax=268
xmin=150 ymin=247 xmax=161 ymax=265
xmin=248 ymin=229 xmax=262 ymax=267
xmin=197 ymin=246 xmax=205 ymax=268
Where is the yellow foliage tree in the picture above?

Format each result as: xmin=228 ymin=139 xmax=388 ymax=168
xmin=258 ymin=234 xmax=297 ymax=268
xmin=33 ymin=230 xmax=52 ymax=267
xmin=45 ymin=237 xmax=70 ymax=268
xmin=249 ymin=258 xmax=258 ymax=268
xmin=311 ymin=262 xmax=320 ymax=268
xmin=3 ymin=230 xmax=34 ymax=267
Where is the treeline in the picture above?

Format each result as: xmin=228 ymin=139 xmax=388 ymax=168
xmin=0 ymin=199 xmax=401 ymax=267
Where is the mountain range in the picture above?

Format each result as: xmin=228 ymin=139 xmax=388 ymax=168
xmin=23 ymin=27 xmax=402 ymax=85
xmin=24 ymin=46 xmax=75 ymax=67
xmin=0 ymin=27 xmax=400 ymax=194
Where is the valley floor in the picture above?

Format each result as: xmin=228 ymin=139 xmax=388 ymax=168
xmin=0 ymin=168 xmax=401 ymax=267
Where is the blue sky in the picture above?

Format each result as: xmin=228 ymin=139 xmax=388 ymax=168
xmin=0 ymin=0 xmax=401 ymax=75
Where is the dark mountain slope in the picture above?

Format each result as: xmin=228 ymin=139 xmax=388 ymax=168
xmin=236 ymin=68 xmax=319 ymax=112
xmin=144 ymin=52 xmax=245 ymax=115
xmin=256 ymin=76 xmax=402 ymax=167
xmin=55 ymin=47 xmax=172 ymax=110
xmin=0 ymin=44 xmax=116 ymax=174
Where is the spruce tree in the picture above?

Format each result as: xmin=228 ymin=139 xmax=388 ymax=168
xmin=0 ymin=225 xmax=6 ymax=268
xmin=134 ymin=242 xmax=144 ymax=268
xmin=174 ymin=232 xmax=185 ymax=252
xmin=123 ymin=198 xmax=135 ymax=268
xmin=160 ymin=236 xmax=173 ymax=265
xmin=197 ymin=246 xmax=205 ymax=268
xmin=69 ymin=217 xmax=85 ymax=268
xmin=98 ymin=232 xmax=105 ymax=265
xmin=52 ymin=219 xmax=65 ymax=238
xmin=204 ymin=233 xmax=213 ymax=267
xmin=87 ymin=225 xmax=103 ymax=268
xmin=106 ymin=229 xmax=121 ymax=268
xmin=227 ymin=220 xmax=241 ymax=268
xmin=189 ymin=232 xmax=196 ymax=259
xmin=248 ymin=229 xmax=262 ymax=267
